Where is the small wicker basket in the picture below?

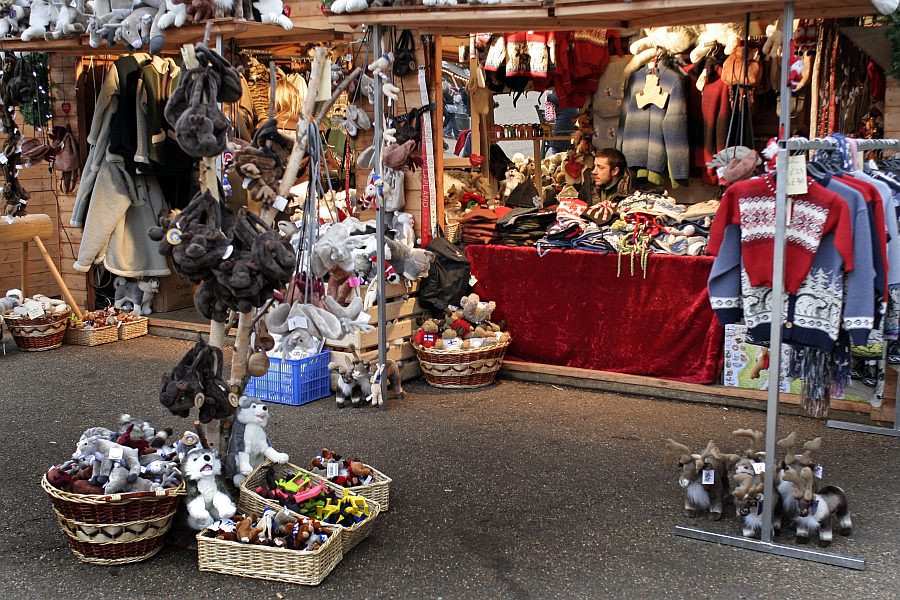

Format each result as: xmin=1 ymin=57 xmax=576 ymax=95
xmin=196 ymin=522 xmax=343 ymax=586
xmin=3 ymin=310 xmax=70 ymax=352
xmin=239 ymin=461 xmax=381 ymax=554
xmin=118 ymin=318 xmax=148 ymax=340
xmin=65 ymin=325 xmax=118 ymax=347
xmin=413 ymin=339 xmax=510 ymax=388
xmin=41 ymin=474 xmax=184 ymax=565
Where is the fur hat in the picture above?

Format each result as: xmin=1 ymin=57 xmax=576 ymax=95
xmin=383 ymin=140 xmax=416 ymax=169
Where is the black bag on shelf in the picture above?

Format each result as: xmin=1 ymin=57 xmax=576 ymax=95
xmin=393 ymin=30 xmax=417 ymax=77
xmin=418 ymin=236 xmax=471 ymax=317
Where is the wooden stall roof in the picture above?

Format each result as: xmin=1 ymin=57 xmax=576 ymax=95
xmin=0 ymin=18 xmax=344 ymax=55
xmin=323 ymin=0 xmax=878 ymax=32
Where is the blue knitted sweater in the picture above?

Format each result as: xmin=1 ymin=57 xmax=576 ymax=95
xmin=618 ymin=64 xmax=689 ymax=186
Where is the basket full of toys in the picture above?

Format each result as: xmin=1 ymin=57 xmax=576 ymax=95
xmin=1 ymin=291 xmax=71 ymax=352
xmin=238 ymin=460 xmax=381 ymax=554
xmin=412 ymin=294 xmax=511 ymax=389
xmin=197 ymin=512 xmax=343 ymax=586
xmin=41 ymin=415 xmax=185 ymax=565
xmin=309 ymin=448 xmax=393 ymax=511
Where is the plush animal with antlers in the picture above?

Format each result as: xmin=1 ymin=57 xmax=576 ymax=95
xmin=776 ymin=432 xmax=823 ymax=521
xmin=781 ymin=467 xmax=851 ymax=547
xmin=732 ymin=428 xmax=766 ymax=483
xmin=664 ymin=439 xmax=735 ymax=520
xmin=732 ymin=472 xmax=784 ymax=538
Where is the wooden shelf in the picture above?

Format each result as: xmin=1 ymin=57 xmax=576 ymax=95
xmin=0 ymin=19 xmax=339 ymax=55
xmin=324 ymin=0 xmax=879 ymax=32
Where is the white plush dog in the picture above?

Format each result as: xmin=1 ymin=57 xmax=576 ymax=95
xmin=182 ymin=446 xmax=236 ymax=530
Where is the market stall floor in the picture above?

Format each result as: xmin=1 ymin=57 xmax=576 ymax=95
xmin=1 ymin=335 xmax=897 ymax=599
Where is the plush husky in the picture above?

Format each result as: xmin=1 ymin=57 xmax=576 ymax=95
xmin=182 ymin=446 xmax=236 ymax=530
xmin=225 ymin=397 xmax=289 ymax=486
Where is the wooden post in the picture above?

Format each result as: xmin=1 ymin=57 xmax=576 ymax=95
xmin=33 ymin=236 xmax=83 ymax=320
xmin=21 ymin=242 xmax=28 ymax=296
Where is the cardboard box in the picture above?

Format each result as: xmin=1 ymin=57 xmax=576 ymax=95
xmin=722 ymin=324 xmax=801 ymax=393
xmin=152 ymin=260 xmax=197 ymax=313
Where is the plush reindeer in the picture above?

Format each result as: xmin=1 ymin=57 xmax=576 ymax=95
xmin=781 ymin=467 xmax=851 ymax=547
xmin=776 ymin=432 xmax=823 ymax=522
xmin=664 ymin=440 xmax=734 ymax=520
xmin=732 ymin=472 xmax=784 ymax=538
xmin=732 ymin=428 xmax=766 ymax=483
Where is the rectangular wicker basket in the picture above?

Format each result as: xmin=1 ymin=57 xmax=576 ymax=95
xmin=239 ymin=461 xmax=380 ymax=554
xmin=118 ymin=318 xmax=148 ymax=340
xmin=196 ymin=523 xmax=343 ymax=586
xmin=65 ymin=326 xmax=119 ymax=347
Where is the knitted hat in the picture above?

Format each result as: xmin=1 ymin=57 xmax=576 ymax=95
xmin=583 ymin=200 xmax=616 ymax=226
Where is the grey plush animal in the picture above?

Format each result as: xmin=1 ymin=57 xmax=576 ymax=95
xmin=76 ymin=436 xmax=142 ymax=490
xmin=385 ymin=238 xmax=434 ymax=281
xmin=224 ymin=397 xmax=289 ymax=485
xmin=0 ymin=289 xmax=23 ymax=313
xmin=182 ymin=446 xmax=236 ymax=530
xmin=113 ymin=277 xmax=159 ymax=315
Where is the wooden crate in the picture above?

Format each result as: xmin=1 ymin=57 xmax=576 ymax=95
xmin=326 ymin=316 xmax=418 ymax=349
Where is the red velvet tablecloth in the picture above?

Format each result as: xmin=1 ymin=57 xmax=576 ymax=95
xmin=466 ymin=245 xmax=724 ymax=384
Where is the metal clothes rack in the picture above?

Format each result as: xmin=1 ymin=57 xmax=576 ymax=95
xmin=675 ymin=0 xmax=866 ymax=570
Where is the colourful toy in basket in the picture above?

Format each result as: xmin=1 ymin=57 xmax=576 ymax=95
xmin=204 ymin=508 xmax=333 ymax=551
xmin=309 ymin=449 xmax=375 ymax=487
xmin=225 ymin=397 xmax=290 ymax=486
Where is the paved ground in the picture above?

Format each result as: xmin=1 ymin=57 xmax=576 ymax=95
xmin=1 ymin=335 xmax=897 ymax=599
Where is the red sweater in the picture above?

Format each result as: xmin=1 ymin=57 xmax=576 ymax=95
xmin=707 ymin=174 xmax=853 ymax=294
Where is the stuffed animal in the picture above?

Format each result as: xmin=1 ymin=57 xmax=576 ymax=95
xmin=366 ymin=360 xmax=404 ymax=406
xmin=45 ymin=2 xmax=90 ymax=40
xmin=182 ymin=445 xmax=236 ymax=530
xmin=392 ymin=212 xmax=416 ymax=248
xmin=113 ymin=277 xmax=159 ymax=315
xmin=459 ymin=293 xmax=496 ymax=325
xmin=210 ymin=518 xmax=238 ymax=541
xmin=225 ymin=397 xmax=290 ymax=485
xmin=413 ymin=319 xmax=441 ymax=348
xmin=368 ymin=53 xmax=393 ymax=78
xmin=385 ymin=238 xmax=434 ymax=281
xmin=323 ymin=295 xmax=374 ymax=336
xmin=113 ymin=5 xmax=157 ymax=49
xmin=690 ymin=23 xmax=742 ymax=63
xmin=185 ymin=0 xmax=214 ymax=24
xmin=625 ymin=26 xmax=700 ymax=77
xmin=20 ymin=0 xmax=59 ymax=42
xmin=253 ymin=0 xmax=292 ymax=28
xmin=76 ymin=436 xmax=142 ymax=488
xmin=0 ymin=289 xmax=23 ymax=313
xmin=0 ymin=0 xmax=26 ymax=38
xmin=148 ymin=0 xmax=187 ymax=53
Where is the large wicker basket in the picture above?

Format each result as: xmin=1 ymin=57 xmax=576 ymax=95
xmin=118 ymin=318 xmax=148 ymax=340
xmin=413 ymin=339 xmax=510 ymax=388
xmin=239 ymin=461 xmax=380 ymax=554
xmin=65 ymin=325 xmax=118 ymax=347
xmin=41 ymin=474 xmax=184 ymax=565
xmin=197 ymin=521 xmax=343 ymax=586
xmin=4 ymin=310 xmax=70 ymax=352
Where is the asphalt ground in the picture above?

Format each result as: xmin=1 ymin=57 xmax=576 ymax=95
xmin=0 ymin=335 xmax=897 ymax=599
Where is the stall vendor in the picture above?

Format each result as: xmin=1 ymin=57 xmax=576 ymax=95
xmin=591 ymin=148 xmax=632 ymax=203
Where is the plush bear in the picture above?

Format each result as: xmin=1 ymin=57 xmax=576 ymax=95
xmin=182 ymin=446 xmax=236 ymax=530
xmin=185 ymin=0 xmax=215 ymax=24
xmin=459 ymin=293 xmax=496 ymax=325
xmin=225 ymin=397 xmax=289 ymax=486
xmin=413 ymin=319 xmax=441 ymax=348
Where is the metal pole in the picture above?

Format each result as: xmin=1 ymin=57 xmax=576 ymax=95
xmin=760 ymin=0 xmax=795 ymax=544
xmin=373 ymin=24 xmax=389 ymax=408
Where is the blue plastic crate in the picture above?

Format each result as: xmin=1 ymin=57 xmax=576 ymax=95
xmin=244 ymin=351 xmax=332 ymax=406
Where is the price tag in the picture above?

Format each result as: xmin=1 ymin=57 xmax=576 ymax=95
xmin=702 ymin=469 xmax=715 ymax=485
xmin=786 ymin=154 xmax=808 ymax=196
xmin=813 ymin=465 xmax=823 ymax=479
xmin=109 ymin=446 xmax=123 ymax=460
xmin=752 ymin=461 xmax=766 ymax=475
xmin=469 ymin=275 xmax=478 ymax=286
xmin=287 ymin=315 xmax=308 ymax=330
xmin=357 ymin=312 xmax=372 ymax=324
xmin=24 ymin=300 xmax=45 ymax=319
xmin=326 ymin=462 xmax=340 ymax=478
xmin=716 ymin=166 xmax=726 ymax=180
xmin=273 ymin=195 xmax=288 ymax=211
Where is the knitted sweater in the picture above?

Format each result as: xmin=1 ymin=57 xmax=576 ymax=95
xmin=618 ymin=63 xmax=689 ymax=186
xmin=707 ymin=174 xmax=853 ymax=294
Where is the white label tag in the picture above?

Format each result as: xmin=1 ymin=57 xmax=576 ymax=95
xmin=109 ymin=446 xmax=123 ymax=460
xmin=287 ymin=315 xmax=308 ymax=330
xmin=702 ymin=469 xmax=715 ymax=485
xmin=273 ymin=195 xmax=288 ymax=211
xmin=469 ymin=275 xmax=478 ymax=286
xmin=326 ymin=462 xmax=340 ymax=478
xmin=752 ymin=461 xmax=766 ymax=475
xmin=787 ymin=155 xmax=808 ymax=196
xmin=813 ymin=465 xmax=823 ymax=479
xmin=357 ymin=312 xmax=372 ymax=324
xmin=24 ymin=300 xmax=45 ymax=319
xmin=222 ymin=245 xmax=234 ymax=260
xmin=716 ymin=166 xmax=726 ymax=180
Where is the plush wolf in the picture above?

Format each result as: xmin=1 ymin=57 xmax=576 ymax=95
xmin=225 ymin=396 xmax=289 ymax=485
xmin=181 ymin=446 xmax=236 ymax=530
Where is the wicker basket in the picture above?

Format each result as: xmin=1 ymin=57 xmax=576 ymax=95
xmin=65 ymin=325 xmax=118 ymax=347
xmin=3 ymin=310 xmax=70 ymax=352
xmin=118 ymin=318 xmax=149 ymax=340
xmin=239 ymin=461 xmax=381 ymax=554
xmin=413 ymin=339 xmax=510 ymax=388
xmin=197 ymin=522 xmax=343 ymax=586
xmin=346 ymin=465 xmax=392 ymax=511
xmin=41 ymin=474 xmax=184 ymax=565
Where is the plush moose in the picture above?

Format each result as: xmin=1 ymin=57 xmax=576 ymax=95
xmin=781 ymin=467 xmax=851 ymax=547
xmin=664 ymin=439 xmax=733 ymax=520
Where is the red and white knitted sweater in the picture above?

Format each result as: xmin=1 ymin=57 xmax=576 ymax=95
xmin=707 ymin=174 xmax=854 ymax=294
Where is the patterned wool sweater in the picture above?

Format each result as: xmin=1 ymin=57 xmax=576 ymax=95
xmin=707 ymin=174 xmax=853 ymax=294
